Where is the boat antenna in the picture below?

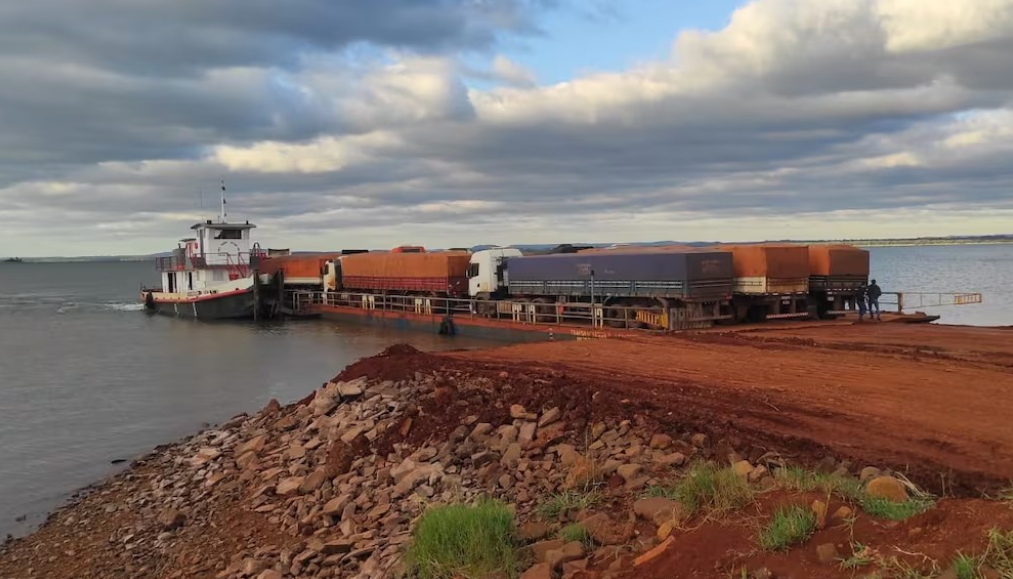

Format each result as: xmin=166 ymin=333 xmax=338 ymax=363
xmin=220 ymin=179 xmax=227 ymax=223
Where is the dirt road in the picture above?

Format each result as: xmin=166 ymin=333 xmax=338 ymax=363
xmin=450 ymin=323 xmax=1013 ymax=495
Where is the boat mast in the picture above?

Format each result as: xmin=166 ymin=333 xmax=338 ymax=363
xmin=220 ymin=179 xmax=227 ymax=223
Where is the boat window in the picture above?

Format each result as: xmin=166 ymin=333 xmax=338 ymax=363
xmin=214 ymin=229 xmax=242 ymax=240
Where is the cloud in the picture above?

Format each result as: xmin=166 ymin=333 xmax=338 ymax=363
xmin=0 ymin=0 xmax=542 ymax=75
xmin=3 ymin=0 xmax=1013 ymax=256
xmin=490 ymin=55 xmax=538 ymax=88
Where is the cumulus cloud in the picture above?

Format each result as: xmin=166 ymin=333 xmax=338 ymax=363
xmin=2 ymin=0 xmax=1013 ymax=256
xmin=490 ymin=56 xmax=538 ymax=88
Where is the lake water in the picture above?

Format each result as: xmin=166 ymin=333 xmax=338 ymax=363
xmin=0 ymin=261 xmax=500 ymax=537
xmin=869 ymin=244 xmax=1012 ymax=327
xmin=0 ymin=244 xmax=1010 ymax=537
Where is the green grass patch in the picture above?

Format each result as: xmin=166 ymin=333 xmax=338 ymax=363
xmin=951 ymin=552 xmax=980 ymax=579
xmin=774 ymin=466 xmax=864 ymax=499
xmin=839 ymin=542 xmax=874 ymax=570
xmin=758 ymin=504 xmax=818 ymax=551
xmin=535 ymin=490 xmax=604 ymax=520
xmin=644 ymin=484 xmax=679 ymax=499
xmin=859 ymin=495 xmax=934 ymax=521
xmin=559 ymin=523 xmax=592 ymax=548
xmin=775 ymin=466 xmax=935 ymax=521
xmin=652 ymin=462 xmax=754 ymax=516
xmin=406 ymin=500 xmax=519 ymax=579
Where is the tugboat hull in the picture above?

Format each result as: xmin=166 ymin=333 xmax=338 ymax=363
xmin=143 ymin=288 xmax=255 ymax=320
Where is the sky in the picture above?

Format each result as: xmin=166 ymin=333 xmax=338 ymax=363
xmin=2 ymin=0 xmax=1013 ymax=256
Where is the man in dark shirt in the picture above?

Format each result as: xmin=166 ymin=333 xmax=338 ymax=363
xmin=856 ymin=283 xmax=868 ymax=322
xmin=867 ymin=279 xmax=883 ymax=321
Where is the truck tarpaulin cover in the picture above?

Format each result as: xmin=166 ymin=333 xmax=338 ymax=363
xmin=716 ymin=244 xmax=809 ymax=279
xmin=505 ymin=251 xmax=733 ymax=282
xmin=807 ymin=245 xmax=870 ymax=276
xmin=339 ymin=252 xmax=471 ymax=294
xmin=257 ymin=253 xmax=343 ymax=280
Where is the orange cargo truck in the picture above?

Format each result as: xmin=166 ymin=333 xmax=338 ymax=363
xmin=257 ymin=253 xmax=343 ymax=287
xmin=710 ymin=244 xmax=810 ymax=322
xmin=258 ymin=250 xmax=369 ymax=289
xmin=807 ymin=244 xmax=870 ymax=318
xmin=337 ymin=251 xmax=471 ymax=296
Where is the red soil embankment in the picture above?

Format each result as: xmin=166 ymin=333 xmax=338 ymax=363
xmin=450 ymin=324 xmax=1013 ymax=495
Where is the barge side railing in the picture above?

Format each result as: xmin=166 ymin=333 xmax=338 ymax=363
xmin=286 ymin=290 xmax=731 ymax=331
xmin=880 ymin=291 xmax=982 ymax=313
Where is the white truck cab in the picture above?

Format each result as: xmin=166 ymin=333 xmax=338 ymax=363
xmin=468 ymin=248 xmax=523 ymax=298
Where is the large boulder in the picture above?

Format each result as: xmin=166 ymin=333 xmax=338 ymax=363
xmin=158 ymin=509 xmax=186 ymax=531
xmin=520 ymin=563 xmax=552 ymax=579
xmin=617 ymin=464 xmax=643 ymax=482
xmin=582 ymin=513 xmax=634 ymax=546
xmin=276 ymin=477 xmax=305 ymax=496
xmin=633 ymin=497 xmax=681 ymax=525
xmin=236 ymin=434 xmax=268 ymax=456
xmin=546 ymin=542 xmax=585 ymax=570
xmin=866 ymin=476 xmax=908 ymax=503
xmin=530 ymin=539 xmax=566 ymax=563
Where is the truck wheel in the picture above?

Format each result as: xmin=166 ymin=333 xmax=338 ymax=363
xmin=747 ymin=305 xmax=769 ymax=323
xmin=475 ymin=297 xmax=495 ymax=317
xmin=531 ymin=297 xmax=553 ymax=323
xmin=605 ymin=306 xmax=628 ymax=329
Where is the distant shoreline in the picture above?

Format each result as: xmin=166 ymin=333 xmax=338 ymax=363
xmin=850 ymin=240 xmax=1013 ymax=248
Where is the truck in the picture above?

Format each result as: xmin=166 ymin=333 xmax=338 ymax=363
xmin=336 ymin=250 xmax=472 ymax=296
xmin=466 ymin=247 xmax=733 ymax=328
xmin=714 ymin=244 xmax=810 ymax=322
xmin=258 ymin=250 xmax=368 ymax=289
xmin=257 ymin=252 xmax=343 ymax=288
xmin=807 ymin=244 xmax=870 ymax=318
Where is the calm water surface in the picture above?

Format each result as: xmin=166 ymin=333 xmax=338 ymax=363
xmin=0 ymin=245 xmax=1010 ymax=537
xmin=869 ymin=244 xmax=1012 ymax=327
xmin=0 ymin=261 xmax=499 ymax=537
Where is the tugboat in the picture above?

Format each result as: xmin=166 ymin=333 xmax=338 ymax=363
xmin=141 ymin=186 xmax=268 ymax=320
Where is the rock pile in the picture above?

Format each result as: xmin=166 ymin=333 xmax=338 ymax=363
xmin=0 ymin=348 xmax=935 ymax=579
xmin=1 ymin=361 xmax=708 ymax=579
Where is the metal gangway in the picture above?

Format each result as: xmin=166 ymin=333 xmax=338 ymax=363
xmin=880 ymin=292 xmax=983 ymax=313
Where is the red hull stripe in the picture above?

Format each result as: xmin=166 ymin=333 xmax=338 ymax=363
xmin=146 ymin=288 xmax=250 ymax=304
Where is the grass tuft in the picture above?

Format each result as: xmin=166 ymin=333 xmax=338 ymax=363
xmin=652 ymin=462 xmax=755 ymax=516
xmin=560 ymin=523 xmax=592 ymax=548
xmin=999 ymin=483 xmax=1013 ymax=506
xmin=859 ymin=495 xmax=934 ymax=521
xmin=535 ymin=490 xmax=604 ymax=521
xmin=881 ymin=557 xmax=939 ymax=579
xmin=952 ymin=552 xmax=980 ymax=579
xmin=982 ymin=528 xmax=1013 ymax=576
xmin=774 ymin=466 xmax=864 ymax=499
xmin=406 ymin=500 xmax=519 ymax=579
xmin=758 ymin=504 xmax=818 ymax=551
xmin=839 ymin=542 xmax=874 ymax=570
xmin=776 ymin=466 xmax=935 ymax=521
